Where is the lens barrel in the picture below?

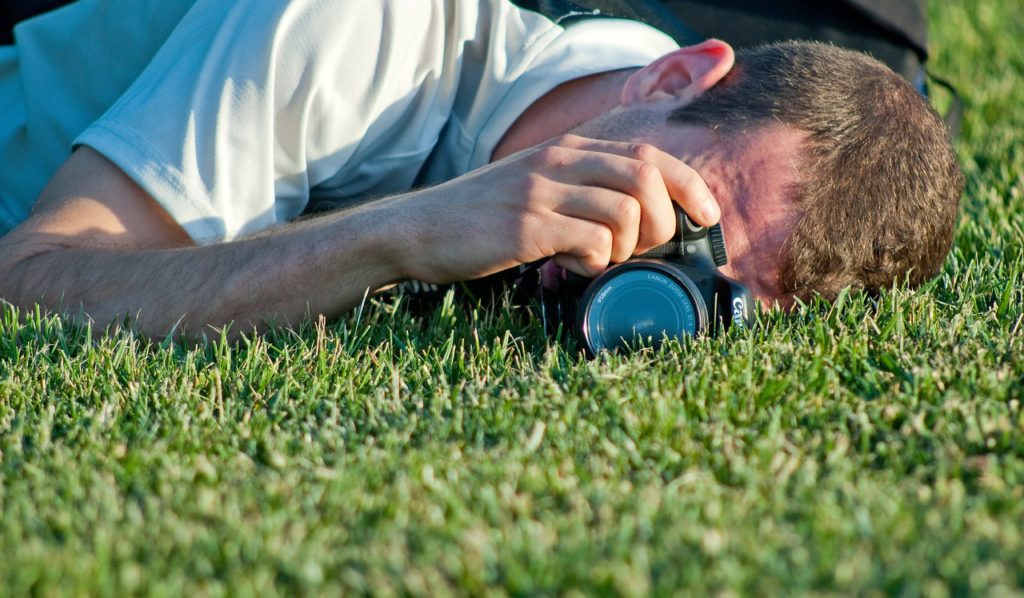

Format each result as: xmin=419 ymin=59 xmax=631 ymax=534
xmin=577 ymin=260 xmax=708 ymax=353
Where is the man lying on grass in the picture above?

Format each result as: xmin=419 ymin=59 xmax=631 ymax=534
xmin=0 ymin=0 xmax=961 ymax=339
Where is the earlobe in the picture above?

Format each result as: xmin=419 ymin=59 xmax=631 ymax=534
xmin=621 ymin=39 xmax=735 ymax=106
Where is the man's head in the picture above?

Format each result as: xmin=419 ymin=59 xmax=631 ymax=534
xmin=592 ymin=39 xmax=963 ymax=305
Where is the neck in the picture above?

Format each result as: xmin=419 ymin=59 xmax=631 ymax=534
xmin=490 ymin=68 xmax=637 ymax=161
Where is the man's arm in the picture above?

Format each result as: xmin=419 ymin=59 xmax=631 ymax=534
xmin=0 ymin=137 xmax=719 ymax=338
xmin=0 ymin=148 xmax=408 ymax=337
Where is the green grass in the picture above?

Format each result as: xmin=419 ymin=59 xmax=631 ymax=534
xmin=2 ymin=0 xmax=1023 ymax=594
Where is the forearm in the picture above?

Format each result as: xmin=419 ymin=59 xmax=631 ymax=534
xmin=1 ymin=134 xmax=723 ymax=338
xmin=1 ymin=197 xmax=405 ymax=338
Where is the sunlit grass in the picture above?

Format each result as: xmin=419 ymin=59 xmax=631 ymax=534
xmin=1 ymin=0 xmax=1022 ymax=593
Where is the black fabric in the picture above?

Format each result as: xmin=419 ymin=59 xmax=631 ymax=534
xmin=4 ymin=0 xmax=926 ymax=78
xmin=1 ymin=0 xmax=78 ymax=44
xmin=513 ymin=0 xmax=928 ymax=84
xmin=663 ymin=0 xmax=926 ymax=84
xmin=6 ymin=0 xmax=957 ymax=134
xmin=512 ymin=0 xmax=703 ymax=46
xmin=848 ymin=0 xmax=928 ymax=57
xmin=513 ymin=0 xmax=961 ymax=135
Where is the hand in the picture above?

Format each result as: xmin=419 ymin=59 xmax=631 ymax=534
xmin=398 ymin=134 xmax=720 ymax=283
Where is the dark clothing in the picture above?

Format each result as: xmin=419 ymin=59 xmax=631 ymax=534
xmin=512 ymin=0 xmax=929 ymax=85
xmin=1 ymin=0 xmax=73 ymax=44
xmin=3 ymin=1 xmax=928 ymax=82
xmin=4 ymin=0 xmax=953 ymax=131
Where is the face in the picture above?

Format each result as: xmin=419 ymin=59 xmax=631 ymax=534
xmin=637 ymin=122 xmax=805 ymax=308
xmin=502 ymin=38 xmax=801 ymax=308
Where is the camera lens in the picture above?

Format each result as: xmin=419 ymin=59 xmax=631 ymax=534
xmin=579 ymin=263 xmax=706 ymax=353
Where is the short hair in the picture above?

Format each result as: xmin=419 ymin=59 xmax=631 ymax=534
xmin=668 ymin=41 xmax=963 ymax=300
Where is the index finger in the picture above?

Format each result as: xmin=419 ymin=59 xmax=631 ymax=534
xmin=625 ymin=142 xmax=720 ymax=227
xmin=555 ymin=136 xmax=721 ymax=227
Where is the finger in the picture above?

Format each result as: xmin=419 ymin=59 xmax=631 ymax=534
xmin=545 ymin=136 xmax=721 ymax=227
xmin=565 ymin=156 xmax=677 ymax=254
xmin=538 ymin=214 xmax=614 ymax=278
xmin=550 ymin=185 xmax=641 ymax=263
xmin=552 ymin=254 xmax=597 ymax=279
xmin=529 ymin=146 xmax=676 ymax=253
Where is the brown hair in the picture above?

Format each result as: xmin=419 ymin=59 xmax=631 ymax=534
xmin=668 ymin=41 xmax=963 ymax=300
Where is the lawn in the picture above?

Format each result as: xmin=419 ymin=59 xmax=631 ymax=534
xmin=1 ymin=0 xmax=1022 ymax=595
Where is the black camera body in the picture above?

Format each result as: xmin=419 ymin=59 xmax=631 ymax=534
xmin=543 ymin=208 xmax=756 ymax=354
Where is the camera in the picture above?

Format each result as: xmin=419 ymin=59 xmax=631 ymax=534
xmin=540 ymin=207 xmax=756 ymax=354
xmin=393 ymin=206 xmax=756 ymax=355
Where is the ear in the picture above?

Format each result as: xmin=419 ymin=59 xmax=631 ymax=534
xmin=621 ymin=39 xmax=735 ymax=106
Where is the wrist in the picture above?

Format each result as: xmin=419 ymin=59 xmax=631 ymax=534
xmin=345 ymin=192 xmax=428 ymax=284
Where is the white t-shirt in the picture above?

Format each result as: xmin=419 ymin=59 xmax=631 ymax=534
xmin=0 ymin=0 xmax=678 ymax=241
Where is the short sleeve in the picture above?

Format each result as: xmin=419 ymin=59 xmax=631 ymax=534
xmin=75 ymin=0 xmax=462 ymax=243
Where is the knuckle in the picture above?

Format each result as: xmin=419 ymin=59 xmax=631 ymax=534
xmin=554 ymin=133 xmax=582 ymax=147
xmin=630 ymin=142 xmax=659 ymax=163
xmin=676 ymin=164 xmax=698 ymax=190
xmin=633 ymin=161 xmax=660 ymax=188
xmin=612 ymin=195 xmax=641 ymax=226
xmin=520 ymin=171 xmax=549 ymax=198
xmin=592 ymin=225 xmax=614 ymax=252
xmin=533 ymin=145 xmax=568 ymax=168
xmin=544 ymin=134 xmax=577 ymax=152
